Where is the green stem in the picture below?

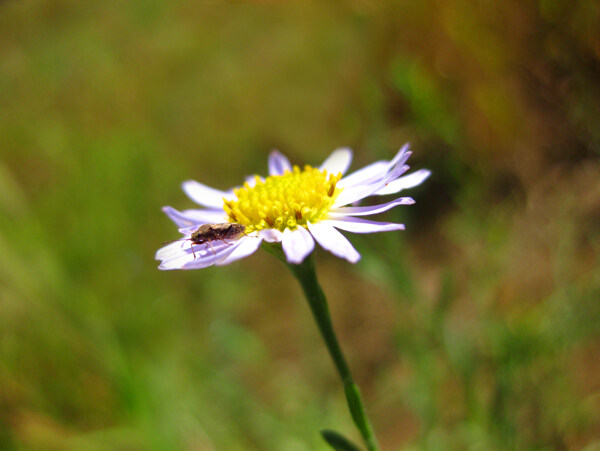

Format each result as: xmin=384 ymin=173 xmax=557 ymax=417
xmin=264 ymin=244 xmax=381 ymax=451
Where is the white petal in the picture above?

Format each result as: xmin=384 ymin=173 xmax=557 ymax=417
xmin=328 ymin=197 xmax=415 ymax=217
xmin=374 ymin=169 xmax=431 ymax=195
xmin=319 ymin=147 xmax=353 ymax=175
xmin=159 ymin=252 xmax=196 ymax=270
xmin=333 ymin=182 xmax=378 ymax=208
xmin=156 ymin=240 xmax=189 ymax=261
xmin=162 ymin=206 xmax=228 ymax=228
xmin=307 ymin=221 xmax=361 ymax=263
xmin=216 ymin=236 xmax=263 ymax=266
xmin=259 ymin=229 xmax=284 ymax=243
xmin=268 ymin=150 xmax=292 ymax=176
xmin=336 ymin=145 xmax=411 ymax=190
xmin=337 ymin=161 xmax=389 ymax=189
xmin=332 ymin=162 xmax=409 ymax=207
xmin=157 ymin=241 xmax=197 ymax=270
xmin=282 ymin=227 xmax=315 ymax=264
xmin=182 ymin=180 xmax=234 ymax=208
xmin=321 ymin=217 xmax=405 ymax=234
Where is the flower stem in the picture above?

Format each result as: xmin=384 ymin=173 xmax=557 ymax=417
xmin=264 ymin=244 xmax=381 ymax=451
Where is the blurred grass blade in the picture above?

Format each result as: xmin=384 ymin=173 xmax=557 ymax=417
xmin=321 ymin=430 xmax=363 ymax=451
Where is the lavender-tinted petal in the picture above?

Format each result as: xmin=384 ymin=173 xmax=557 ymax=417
xmin=319 ymin=147 xmax=353 ymax=175
xmin=181 ymin=242 xmax=240 ymax=270
xmin=192 ymin=239 xmax=234 ymax=254
xmin=374 ymin=169 xmax=431 ymax=195
xmin=282 ymin=227 xmax=315 ymax=264
xmin=216 ymin=236 xmax=263 ymax=266
xmin=157 ymin=241 xmax=198 ymax=270
xmin=182 ymin=180 xmax=234 ymax=208
xmin=322 ymin=217 xmax=405 ymax=234
xmin=163 ymin=206 xmax=228 ymax=228
xmin=157 ymin=232 xmax=247 ymax=269
xmin=307 ymin=221 xmax=361 ymax=263
xmin=328 ymin=197 xmax=415 ymax=217
xmin=388 ymin=144 xmax=411 ymax=169
xmin=268 ymin=150 xmax=292 ymax=176
xmin=176 ymin=226 xmax=197 ymax=236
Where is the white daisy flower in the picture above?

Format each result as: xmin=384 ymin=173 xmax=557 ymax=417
xmin=156 ymin=144 xmax=430 ymax=270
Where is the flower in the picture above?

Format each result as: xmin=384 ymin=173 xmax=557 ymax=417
xmin=156 ymin=145 xmax=430 ymax=269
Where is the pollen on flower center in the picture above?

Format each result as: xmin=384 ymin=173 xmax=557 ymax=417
xmin=223 ymin=165 xmax=343 ymax=233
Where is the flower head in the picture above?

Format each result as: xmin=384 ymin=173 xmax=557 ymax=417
xmin=156 ymin=145 xmax=429 ymax=269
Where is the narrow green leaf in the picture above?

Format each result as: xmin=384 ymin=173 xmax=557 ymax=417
xmin=344 ymin=382 xmax=370 ymax=436
xmin=321 ymin=429 xmax=363 ymax=451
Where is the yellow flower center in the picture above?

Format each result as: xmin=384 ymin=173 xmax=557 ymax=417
xmin=223 ymin=165 xmax=342 ymax=233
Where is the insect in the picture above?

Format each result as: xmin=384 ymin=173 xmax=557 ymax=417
xmin=164 ymin=223 xmax=247 ymax=258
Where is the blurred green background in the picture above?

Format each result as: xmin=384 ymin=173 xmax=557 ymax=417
xmin=1 ymin=1 xmax=599 ymax=450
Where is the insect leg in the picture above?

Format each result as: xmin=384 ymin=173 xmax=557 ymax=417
xmin=207 ymin=240 xmax=216 ymax=254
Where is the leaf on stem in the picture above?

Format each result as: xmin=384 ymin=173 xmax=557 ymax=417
xmin=321 ymin=429 xmax=364 ymax=451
